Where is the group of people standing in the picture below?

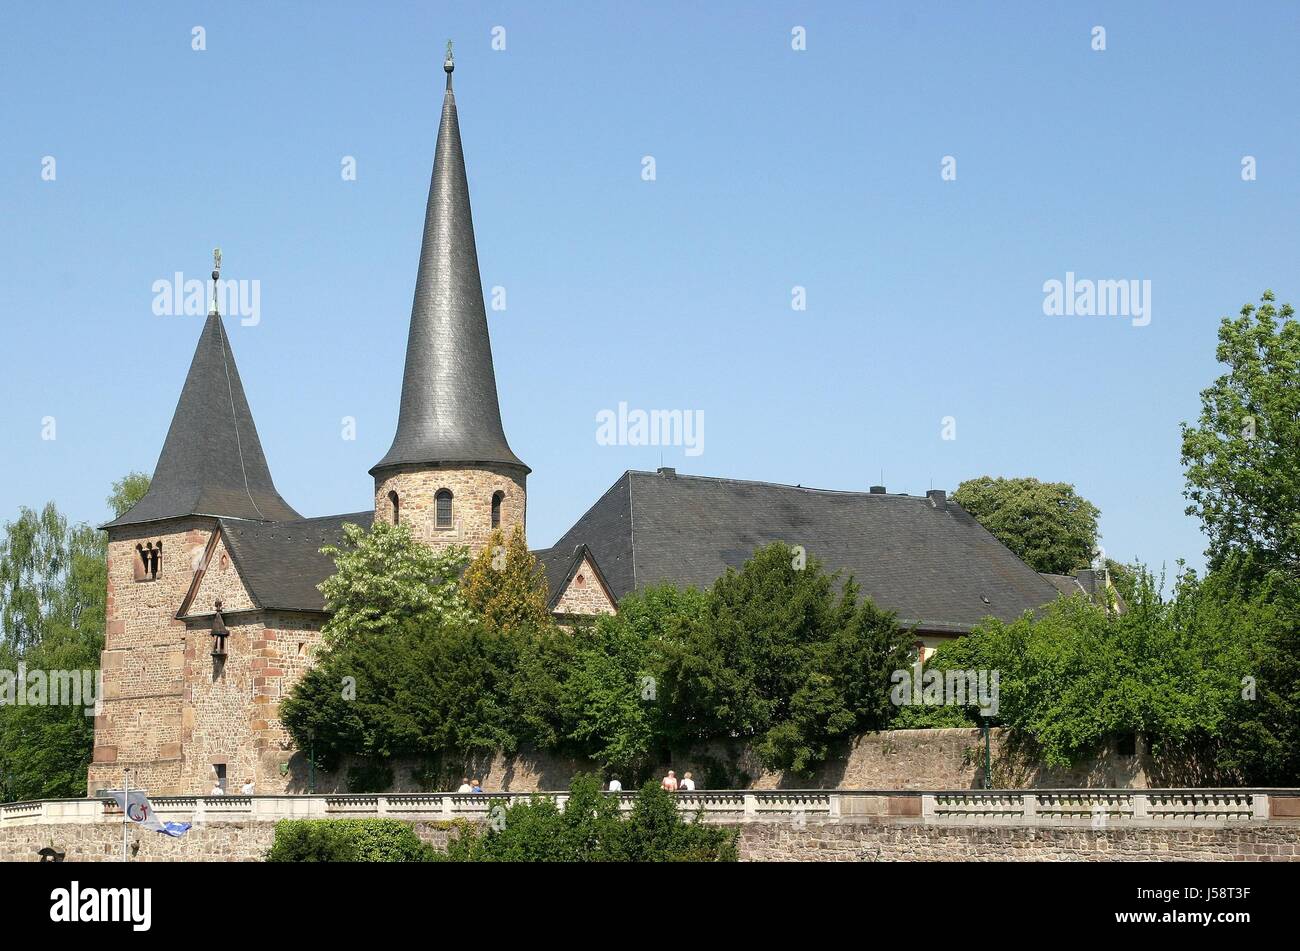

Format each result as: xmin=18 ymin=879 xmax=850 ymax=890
xmin=603 ymin=770 xmax=696 ymax=793
xmin=658 ymin=770 xmax=696 ymax=792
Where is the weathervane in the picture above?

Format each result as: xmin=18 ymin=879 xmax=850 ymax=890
xmin=210 ymin=247 xmax=222 ymax=316
xmin=444 ymin=39 xmax=454 ymax=84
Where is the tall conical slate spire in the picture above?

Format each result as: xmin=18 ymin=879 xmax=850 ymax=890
xmin=105 ymin=312 xmax=300 ymax=528
xmin=372 ymin=47 xmax=527 ymax=475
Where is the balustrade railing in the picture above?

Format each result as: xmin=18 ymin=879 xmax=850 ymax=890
xmin=0 ymin=789 xmax=1288 ymax=827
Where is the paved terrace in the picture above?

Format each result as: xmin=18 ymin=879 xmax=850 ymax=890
xmin=4 ymin=788 xmax=1298 ymax=827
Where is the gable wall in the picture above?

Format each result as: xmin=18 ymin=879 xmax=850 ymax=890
xmin=552 ymin=554 xmax=617 ymax=616
xmin=187 ymin=531 xmax=256 ymax=615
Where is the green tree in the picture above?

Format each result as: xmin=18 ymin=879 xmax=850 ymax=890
xmin=901 ymin=568 xmax=1252 ymax=771
xmin=107 ymin=472 xmax=151 ymax=519
xmin=1181 ymin=291 xmax=1300 ymax=574
xmin=0 ymin=473 xmax=149 ymax=800
xmin=558 ymin=585 xmax=704 ymax=779
xmin=952 ymin=476 xmax=1100 ymax=575
xmin=317 ymin=520 xmax=472 ymax=648
xmin=461 ymin=527 xmax=552 ymax=634
xmin=1202 ymin=555 xmax=1300 ymax=784
xmin=660 ymin=543 xmax=910 ymax=774
xmin=283 ymin=520 xmax=570 ymax=776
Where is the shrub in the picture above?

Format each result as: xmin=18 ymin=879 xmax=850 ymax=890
xmin=435 ymin=774 xmax=738 ymax=862
xmin=266 ymin=819 xmax=435 ymax=862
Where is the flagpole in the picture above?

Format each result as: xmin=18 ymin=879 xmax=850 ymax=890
xmin=122 ymin=769 xmax=129 ymax=862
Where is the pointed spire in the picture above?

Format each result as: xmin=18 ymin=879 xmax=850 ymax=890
xmin=105 ymin=312 xmax=300 ymax=528
xmin=372 ymin=51 xmax=527 ymax=475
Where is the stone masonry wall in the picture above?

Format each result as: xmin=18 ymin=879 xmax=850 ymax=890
xmin=693 ymin=728 xmax=1159 ymax=791
xmin=291 ymin=728 xmax=1163 ymax=795
xmin=736 ymin=819 xmax=1300 ymax=862
xmin=0 ymin=819 xmax=457 ymax=863
xmin=89 ymin=517 xmax=216 ymax=796
xmin=373 ymin=462 xmax=526 ymax=556
xmin=552 ymin=553 xmax=617 ymax=616
xmin=3 ymin=816 xmax=1296 ymax=862
xmin=180 ymin=610 xmax=326 ymax=796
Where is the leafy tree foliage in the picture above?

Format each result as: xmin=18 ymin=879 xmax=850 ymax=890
xmin=267 ymin=818 xmax=435 ymax=862
xmin=896 ymin=569 xmax=1259 ymax=773
xmin=438 ymin=774 xmax=737 ymax=862
xmin=563 ymin=545 xmax=911 ymax=777
xmin=289 ymin=533 xmax=911 ymax=782
xmin=317 ymin=520 xmax=472 ymax=648
xmin=559 ymin=585 xmax=703 ymax=777
xmin=282 ymin=520 xmax=567 ymax=771
xmin=461 ymin=527 xmax=552 ymax=633
xmin=0 ymin=474 xmax=149 ymax=800
xmin=953 ymin=476 xmax=1100 ymax=574
xmin=1181 ymin=291 xmax=1300 ymax=574
xmin=1203 ymin=555 xmax=1300 ymax=784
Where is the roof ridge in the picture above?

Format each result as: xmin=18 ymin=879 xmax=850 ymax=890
xmin=628 ymin=469 xmax=929 ymax=499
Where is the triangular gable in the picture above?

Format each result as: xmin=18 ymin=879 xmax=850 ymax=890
xmin=177 ymin=527 xmax=258 ymax=619
xmin=549 ymin=544 xmax=617 ymax=617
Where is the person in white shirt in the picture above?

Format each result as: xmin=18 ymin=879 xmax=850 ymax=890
xmin=679 ymin=772 xmax=696 ymax=792
xmin=607 ymin=776 xmax=622 ymax=792
xmin=456 ymin=777 xmax=473 ymax=793
xmin=209 ymin=783 xmax=224 ymax=796
xmin=240 ymin=778 xmax=255 ymax=796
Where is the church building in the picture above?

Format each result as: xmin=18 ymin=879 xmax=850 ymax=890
xmin=89 ymin=54 xmax=1083 ymax=796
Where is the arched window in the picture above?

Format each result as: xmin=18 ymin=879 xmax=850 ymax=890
xmin=388 ymin=490 xmax=400 ymax=525
xmin=435 ymin=489 xmax=453 ymax=528
xmin=135 ymin=542 xmax=161 ymax=582
xmin=491 ymin=491 xmax=504 ymax=529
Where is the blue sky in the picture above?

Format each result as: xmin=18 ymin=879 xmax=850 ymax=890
xmin=2 ymin=1 xmax=1298 ymax=576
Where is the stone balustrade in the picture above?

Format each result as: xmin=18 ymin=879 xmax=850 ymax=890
xmin=0 ymin=789 xmax=1292 ymax=828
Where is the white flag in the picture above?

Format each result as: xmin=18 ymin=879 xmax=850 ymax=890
xmin=108 ymin=790 xmax=191 ymax=838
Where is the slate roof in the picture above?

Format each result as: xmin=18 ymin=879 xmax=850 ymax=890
xmin=372 ymin=58 xmax=526 ymax=475
xmin=1041 ymin=573 xmax=1084 ymax=597
xmin=1040 ymin=569 xmax=1127 ymax=613
xmin=539 ymin=469 xmax=1063 ymax=634
xmin=105 ymin=312 xmax=300 ymax=528
xmin=209 ymin=511 xmax=374 ymax=614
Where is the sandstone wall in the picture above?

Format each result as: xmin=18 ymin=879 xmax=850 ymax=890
xmin=179 ymin=610 xmax=327 ymax=796
xmin=290 ymin=728 xmax=1170 ymax=795
xmin=90 ymin=517 xmax=217 ymax=795
xmin=5 ymin=816 xmax=1295 ymax=863
xmin=691 ymin=728 xmax=1161 ymax=791
xmin=736 ymin=819 xmax=1300 ymax=862
xmin=552 ymin=553 xmax=618 ymax=616
xmin=373 ymin=462 xmax=527 ymax=556
xmin=0 ymin=819 xmax=456 ymax=863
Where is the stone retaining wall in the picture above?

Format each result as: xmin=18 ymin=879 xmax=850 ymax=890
xmin=737 ymin=820 xmax=1300 ymax=862
xmin=6 ymin=815 xmax=1297 ymax=862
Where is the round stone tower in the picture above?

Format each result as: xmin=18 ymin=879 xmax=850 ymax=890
xmin=371 ymin=48 xmax=528 ymax=554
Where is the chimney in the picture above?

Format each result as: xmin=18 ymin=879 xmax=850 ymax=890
xmin=869 ymin=485 xmax=886 ymax=494
xmin=657 ymin=467 xmax=677 ymax=478
xmin=926 ymin=489 xmax=947 ymax=510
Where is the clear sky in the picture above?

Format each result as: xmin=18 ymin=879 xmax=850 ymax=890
xmin=2 ymin=1 xmax=1298 ymax=576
